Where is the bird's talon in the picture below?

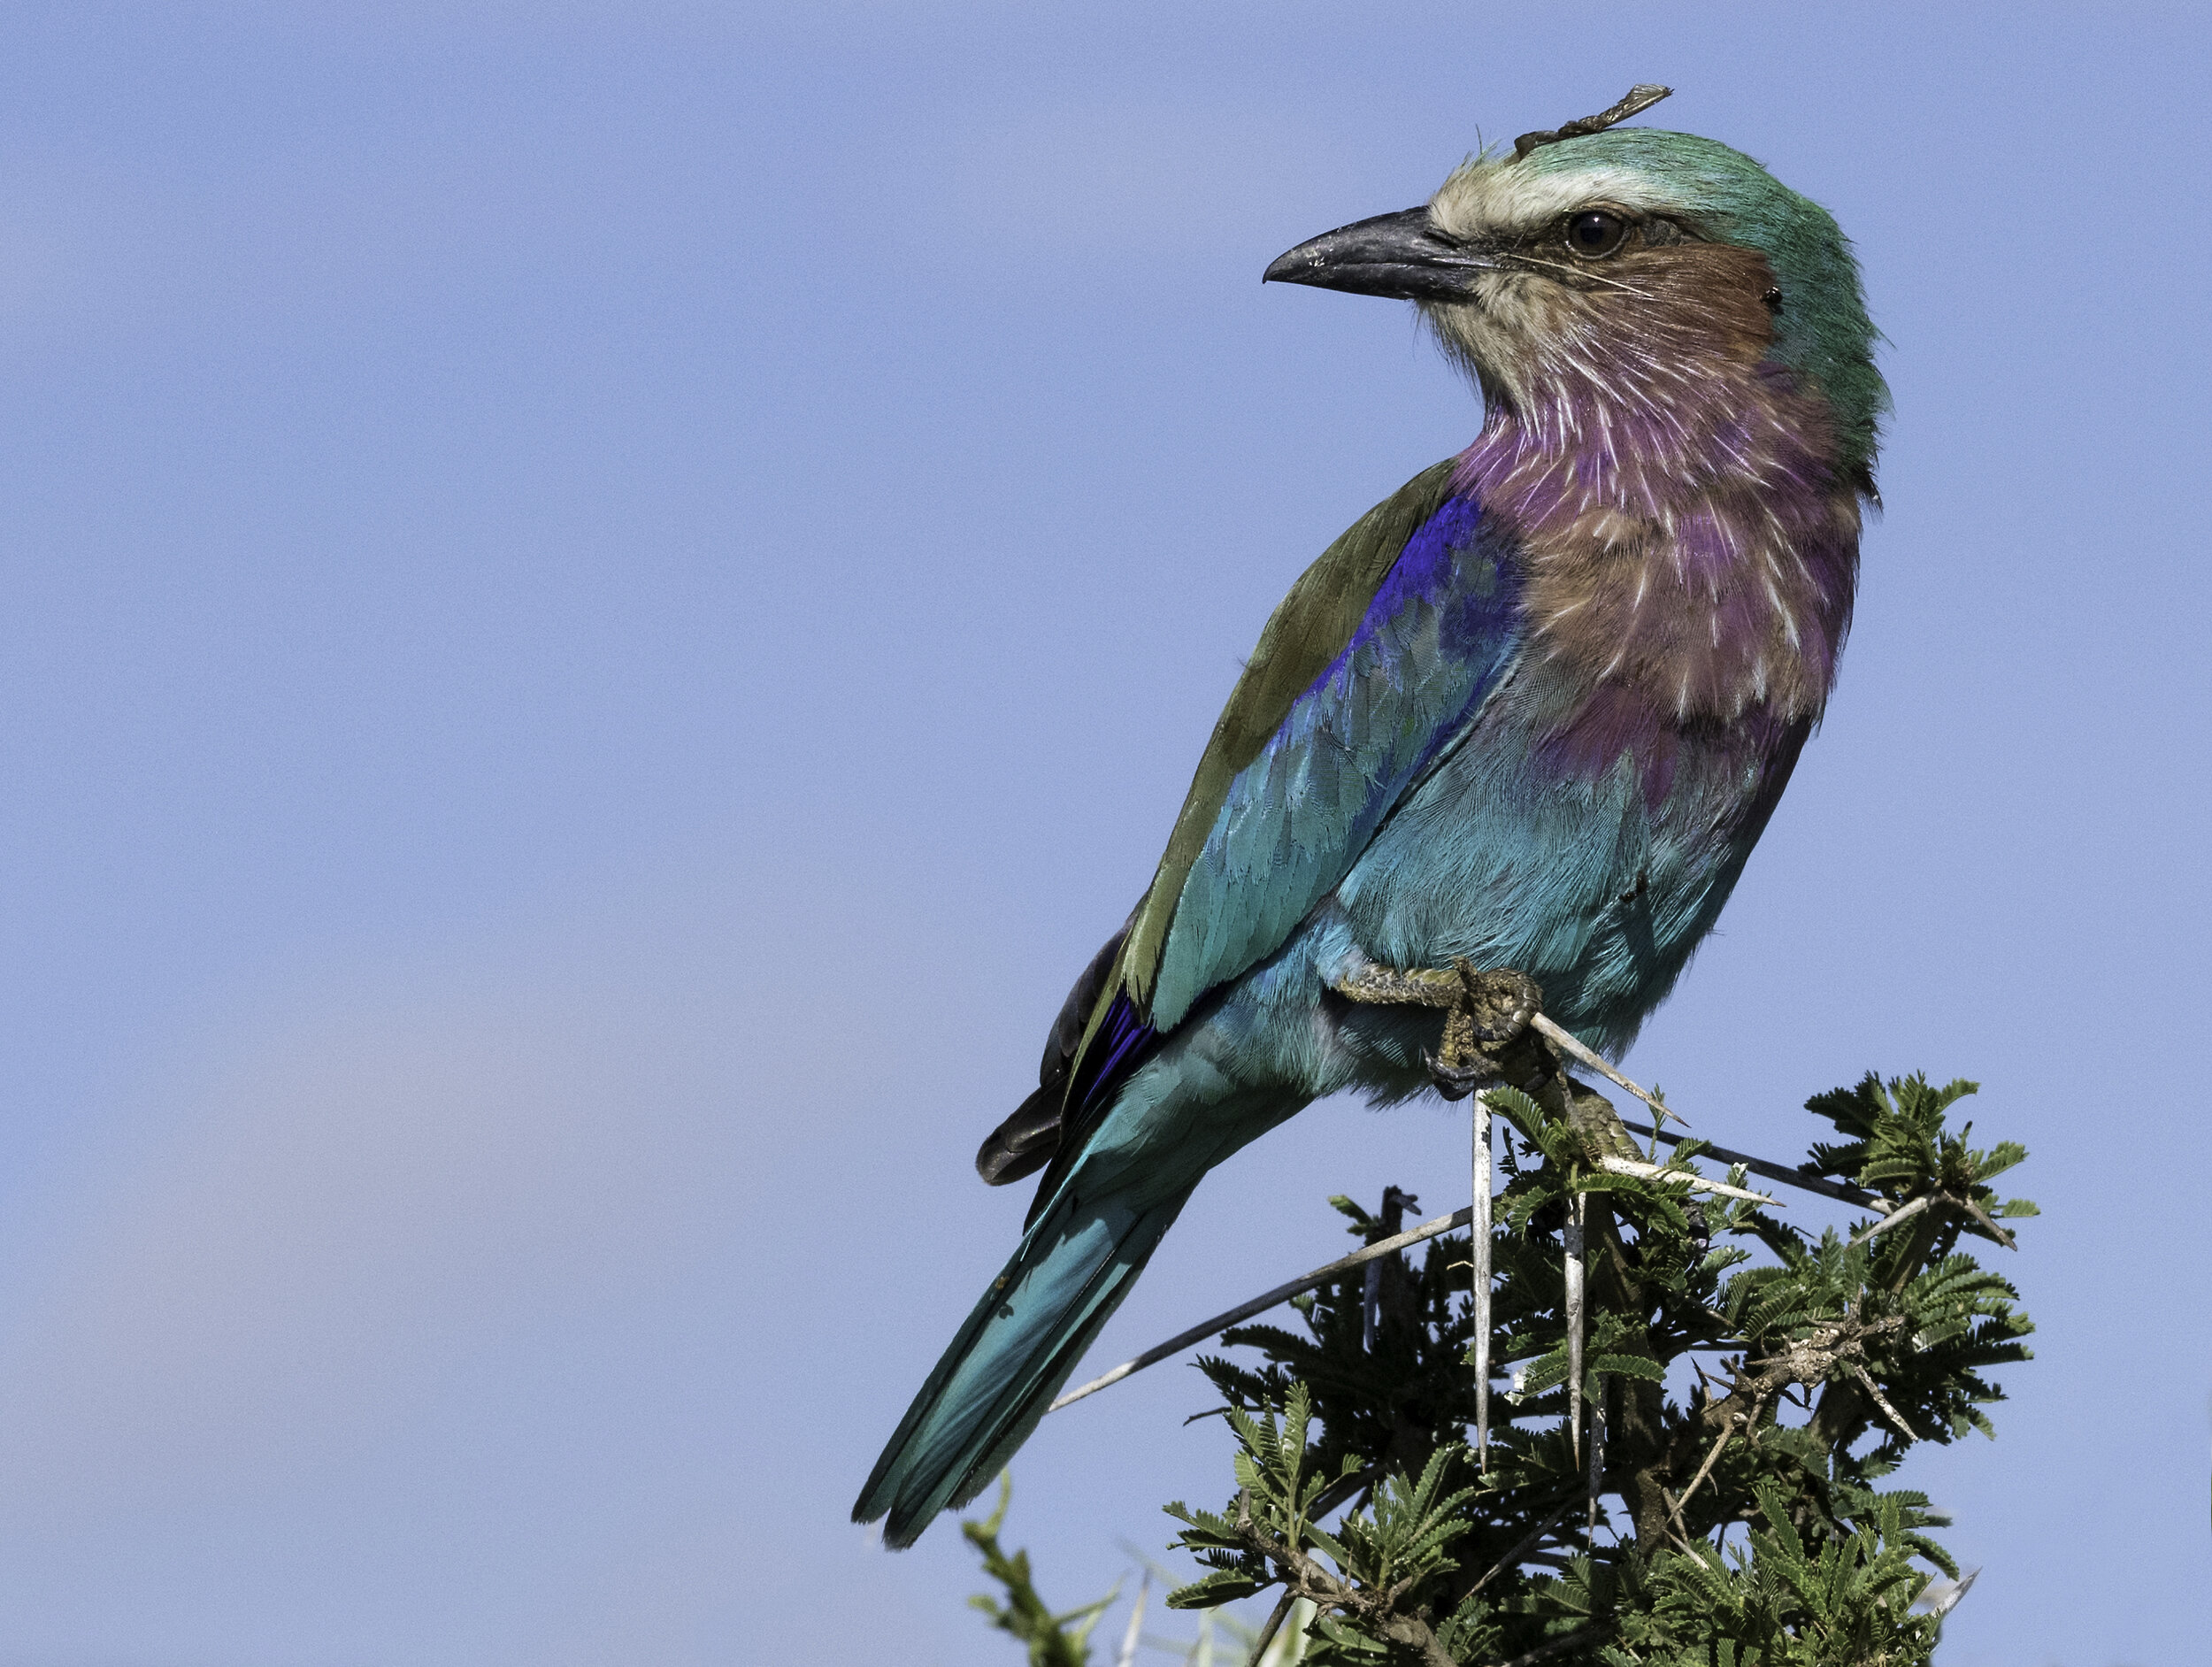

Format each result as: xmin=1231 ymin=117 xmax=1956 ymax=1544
xmin=1451 ymin=962 xmax=1543 ymax=1047
xmin=1335 ymin=961 xmax=1544 ymax=1100
xmin=1422 ymin=1046 xmax=1494 ymax=1101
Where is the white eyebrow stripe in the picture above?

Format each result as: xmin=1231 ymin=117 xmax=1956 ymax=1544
xmin=1428 ymin=158 xmax=1686 ymax=240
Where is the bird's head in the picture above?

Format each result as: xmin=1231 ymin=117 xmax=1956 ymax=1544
xmin=1266 ymin=89 xmax=1886 ymax=488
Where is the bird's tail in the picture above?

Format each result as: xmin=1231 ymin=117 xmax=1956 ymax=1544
xmin=851 ymin=1177 xmax=1194 ymax=1548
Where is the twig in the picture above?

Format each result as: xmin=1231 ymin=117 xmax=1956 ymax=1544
xmin=1483 ymin=1624 xmax=1604 ymax=1666
xmin=1463 ymin=1499 xmax=1576 ymax=1599
xmin=1233 ymin=1520 xmax=1458 ymax=1667
xmin=1671 ymin=1399 xmax=1755 ymax=1529
xmin=1655 ymin=1487 xmax=1698 ymax=1555
xmin=1245 ymin=1587 xmax=1294 ymax=1667
xmin=1847 ymin=1192 xmax=1932 ymax=1248
xmin=1512 ymin=81 xmax=1674 ymax=160
xmin=1363 ymin=1187 xmax=1416 ymax=1350
xmin=1532 ymin=1014 xmax=1688 ymax=1129
xmin=1307 ymin=1463 xmax=1385 ymax=1523
xmin=1048 ymin=1205 xmax=1473 ymax=1411
xmin=1617 ymin=1118 xmax=1884 ymax=1210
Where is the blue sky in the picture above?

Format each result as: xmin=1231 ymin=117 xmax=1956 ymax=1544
xmin=0 ymin=4 xmax=2205 ymax=1663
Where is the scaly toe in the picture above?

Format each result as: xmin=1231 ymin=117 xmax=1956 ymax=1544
xmin=1423 ymin=1046 xmax=1496 ymax=1102
xmin=1455 ymin=964 xmax=1543 ymax=1046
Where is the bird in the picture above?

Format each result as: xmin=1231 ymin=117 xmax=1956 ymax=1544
xmin=854 ymin=87 xmax=1886 ymax=1548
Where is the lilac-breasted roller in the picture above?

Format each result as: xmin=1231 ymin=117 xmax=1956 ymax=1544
xmin=856 ymin=88 xmax=1886 ymax=1548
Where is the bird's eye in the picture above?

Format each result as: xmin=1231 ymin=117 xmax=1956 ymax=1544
xmin=1564 ymin=210 xmax=1628 ymax=259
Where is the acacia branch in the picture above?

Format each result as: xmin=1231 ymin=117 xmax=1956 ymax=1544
xmin=1231 ymin=1519 xmax=1460 ymax=1667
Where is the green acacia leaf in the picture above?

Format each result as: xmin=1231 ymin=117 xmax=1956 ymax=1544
xmin=1590 ymin=1352 xmax=1666 ymax=1382
xmin=1165 ymin=1570 xmax=1267 ymax=1609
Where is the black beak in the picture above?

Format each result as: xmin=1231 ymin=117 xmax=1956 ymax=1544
xmin=1263 ymin=206 xmax=1494 ymax=303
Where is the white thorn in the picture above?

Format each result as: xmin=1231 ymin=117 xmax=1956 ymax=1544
xmin=1531 ymin=1013 xmax=1689 ymax=1129
xmin=1920 ymin=1566 xmax=1980 ymax=1620
xmin=1596 ymin=1154 xmax=1779 ymax=1206
xmin=1564 ymin=1195 xmax=1586 ymax=1465
xmin=1473 ymin=1092 xmax=1494 ymax=1470
xmin=1848 ymin=1192 xmax=1932 ymax=1248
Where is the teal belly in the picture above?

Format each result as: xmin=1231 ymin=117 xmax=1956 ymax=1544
xmin=1327 ymin=704 xmax=1804 ymax=1065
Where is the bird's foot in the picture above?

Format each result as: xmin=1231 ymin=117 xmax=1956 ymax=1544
xmin=1422 ymin=1049 xmax=1493 ymax=1102
xmin=1333 ymin=959 xmax=1544 ymax=1100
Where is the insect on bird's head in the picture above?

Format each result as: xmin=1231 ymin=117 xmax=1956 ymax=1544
xmin=1264 ymin=86 xmax=1884 ymax=453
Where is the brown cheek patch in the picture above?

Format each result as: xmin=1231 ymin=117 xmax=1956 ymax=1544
xmin=1615 ymin=243 xmax=1777 ymax=369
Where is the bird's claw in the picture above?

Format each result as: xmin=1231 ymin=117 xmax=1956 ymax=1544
xmin=1432 ymin=962 xmax=1541 ymax=1095
xmin=1421 ymin=1046 xmax=1492 ymax=1101
xmin=1456 ymin=965 xmax=1541 ymax=1047
xmin=1335 ymin=957 xmax=1546 ymax=1097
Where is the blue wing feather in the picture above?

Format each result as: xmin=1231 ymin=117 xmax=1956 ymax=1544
xmin=1149 ymin=494 xmax=1524 ymax=1027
